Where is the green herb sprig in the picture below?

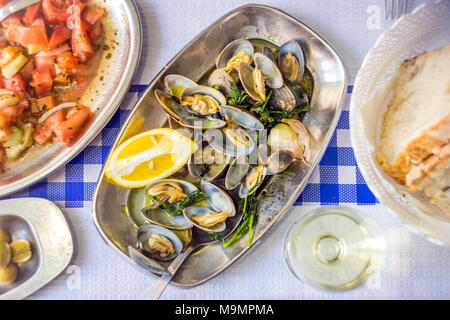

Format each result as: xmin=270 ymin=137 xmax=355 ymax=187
xmin=148 ymin=190 xmax=208 ymax=216
xmin=228 ymin=83 xmax=249 ymax=107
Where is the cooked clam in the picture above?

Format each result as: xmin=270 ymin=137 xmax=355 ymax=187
xmin=208 ymin=69 xmax=235 ymax=97
xmin=238 ymin=63 xmax=264 ymax=102
xmin=225 ymin=154 xmax=250 ymax=190
xmin=239 ymin=165 xmax=267 ymax=198
xmin=253 ymin=52 xmax=283 ymax=89
xmin=216 ymin=39 xmax=254 ymax=72
xmin=188 ymin=145 xmax=232 ymax=182
xmin=180 ymin=85 xmax=226 ymax=116
xmin=164 ymin=74 xmax=197 ymax=99
xmin=270 ymin=85 xmax=297 ymax=112
xmin=137 ymin=225 xmax=183 ymax=261
xmin=268 ymin=119 xmax=310 ymax=162
xmin=204 ymin=122 xmax=256 ymax=157
xmin=267 ymin=150 xmax=294 ymax=174
xmin=278 ymin=41 xmax=305 ymax=84
xmin=147 ymin=181 xmax=187 ymax=207
xmin=219 ymin=105 xmax=264 ymax=131
xmin=155 ymin=89 xmax=190 ymax=121
xmin=183 ymin=182 xmax=236 ymax=233
xmin=142 ymin=179 xmax=196 ymax=230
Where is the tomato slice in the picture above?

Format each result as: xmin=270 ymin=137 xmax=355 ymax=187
xmin=1 ymin=104 xmax=26 ymax=125
xmin=71 ymin=14 xmax=94 ymax=63
xmin=61 ymin=75 xmax=87 ymax=101
xmin=35 ymin=55 xmax=56 ymax=77
xmin=88 ymin=21 xmax=102 ymax=41
xmin=42 ymin=0 xmax=70 ymax=23
xmin=23 ymin=2 xmax=42 ymax=25
xmin=1 ymin=12 xmax=21 ymax=28
xmin=33 ymin=109 xmax=65 ymax=144
xmin=47 ymin=23 xmax=72 ymax=50
xmin=5 ymin=22 xmax=48 ymax=47
xmin=31 ymin=67 xmax=53 ymax=97
xmin=2 ymin=74 xmax=27 ymax=98
xmin=54 ymin=105 xmax=90 ymax=143
xmin=81 ymin=6 xmax=104 ymax=25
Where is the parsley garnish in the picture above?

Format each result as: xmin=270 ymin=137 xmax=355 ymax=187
xmin=148 ymin=190 xmax=208 ymax=216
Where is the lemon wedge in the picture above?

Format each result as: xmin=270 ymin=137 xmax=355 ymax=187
xmin=105 ymin=128 xmax=198 ymax=188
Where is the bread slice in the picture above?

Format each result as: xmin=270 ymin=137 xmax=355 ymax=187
xmin=406 ymin=144 xmax=450 ymax=216
xmin=376 ymin=45 xmax=450 ymax=185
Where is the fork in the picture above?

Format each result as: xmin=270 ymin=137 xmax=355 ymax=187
xmin=384 ymin=0 xmax=408 ymax=20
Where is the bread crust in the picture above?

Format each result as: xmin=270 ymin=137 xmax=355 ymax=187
xmin=377 ymin=114 xmax=450 ymax=185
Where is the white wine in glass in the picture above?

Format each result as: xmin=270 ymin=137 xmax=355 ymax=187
xmin=284 ymin=206 xmax=384 ymax=290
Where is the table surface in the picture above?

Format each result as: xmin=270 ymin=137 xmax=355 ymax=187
xmin=20 ymin=0 xmax=450 ymax=299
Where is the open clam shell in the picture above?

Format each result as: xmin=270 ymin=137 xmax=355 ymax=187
xmin=278 ymin=41 xmax=305 ymax=84
xmin=137 ymin=225 xmax=183 ymax=261
xmin=155 ymin=89 xmax=190 ymax=121
xmin=142 ymin=179 xmax=197 ymax=230
xmin=180 ymin=85 xmax=227 ymax=116
xmin=238 ymin=62 xmax=264 ymax=102
xmin=164 ymin=74 xmax=197 ymax=99
xmin=225 ymin=154 xmax=250 ymax=190
xmin=183 ymin=182 xmax=236 ymax=233
xmin=216 ymin=39 xmax=254 ymax=70
xmin=263 ymin=46 xmax=277 ymax=63
xmin=267 ymin=150 xmax=294 ymax=174
xmin=179 ymin=116 xmax=226 ymax=130
xmin=253 ymin=52 xmax=284 ymax=89
xmin=204 ymin=127 xmax=256 ymax=157
xmin=239 ymin=165 xmax=267 ymax=198
xmin=188 ymin=145 xmax=232 ymax=182
xmin=208 ymin=69 xmax=235 ymax=97
xmin=219 ymin=105 xmax=264 ymax=131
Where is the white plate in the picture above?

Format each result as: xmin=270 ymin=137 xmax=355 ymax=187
xmin=350 ymin=0 xmax=450 ymax=245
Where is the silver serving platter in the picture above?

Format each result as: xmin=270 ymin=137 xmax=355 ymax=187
xmin=0 ymin=198 xmax=73 ymax=300
xmin=0 ymin=0 xmax=142 ymax=197
xmin=92 ymin=4 xmax=347 ymax=286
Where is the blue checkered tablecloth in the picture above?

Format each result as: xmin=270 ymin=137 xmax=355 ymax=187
xmin=2 ymin=84 xmax=377 ymax=208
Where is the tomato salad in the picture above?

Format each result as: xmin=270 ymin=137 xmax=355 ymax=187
xmin=0 ymin=0 xmax=105 ymax=167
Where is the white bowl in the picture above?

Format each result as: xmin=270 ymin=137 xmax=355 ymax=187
xmin=350 ymin=0 xmax=450 ymax=245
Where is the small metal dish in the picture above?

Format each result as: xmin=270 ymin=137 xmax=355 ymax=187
xmin=0 ymin=0 xmax=142 ymax=197
xmin=93 ymin=4 xmax=347 ymax=286
xmin=0 ymin=198 xmax=73 ymax=300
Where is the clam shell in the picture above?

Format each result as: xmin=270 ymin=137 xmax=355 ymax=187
xmin=253 ymin=52 xmax=283 ymax=89
xmin=180 ymin=85 xmax=227 ymax=116
xmin=216 ymin=39 xmax=254 ymax=69
xmin=183 ymin=182 xmax=236 ymax=233
xmin=137 ymin=225 xmax=183 ymax=261
xmin=164 ymin=74 xmax=197 ymax=99
xmin=142 ymin=179 xmax=197 ymax=230
xmin=278 ymin=41 xmax=305 ymax=84
xmin=208 ymin=69 xmax=235 ymax=97
xmin=219 ymin=105 xmax=264 ymax=131
xmin=267 ymin=150 xmax=294 ymax=174
xmin=154 ymin=89 xmax=189 ymax=120
xmin=239 ymin=165 xmax=267 ymax=198
xmin=270 ymin=85 xmax=297 ymax=112
xmin=204 ymin=127 xmax=256 ymax=157
xmin=225 ymin=154 xmax=250 ymax=190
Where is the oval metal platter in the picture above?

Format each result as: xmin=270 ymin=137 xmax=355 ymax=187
xmin=0 ymin=0 xmax=142 ymax=197
xmin=92 ymin=4 xmax=347 ymax=287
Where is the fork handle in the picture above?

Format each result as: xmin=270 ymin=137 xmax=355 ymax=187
xmin=167 ymin=245 xmax=196 ymax=274
xmin=145 ymin=273 xmax=172 ymax=300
